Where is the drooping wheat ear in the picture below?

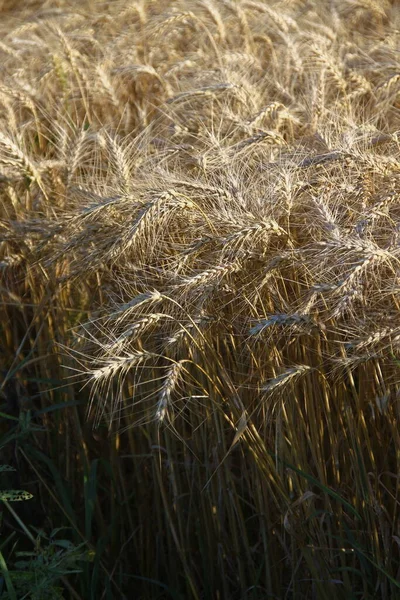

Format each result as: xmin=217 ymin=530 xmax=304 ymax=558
xmin=329 ymin=354 xmax=380 ymax=379
xmin=108 ymin=291 xmax=163 ymax=325
xmin=332 ymin=248 xmax=394 ymax=296
xmin=345 ymin=327 xmax=400 ymax=353
xmin=163 ymin=178 xmax=234 ymax=202
xmin=200 ymin=0 xmax=226 ymax=42
xmin=0 ymin=82 xmax=40 ymax=130
xmin=262 ymin=365 xmax=312 ymax=396
xmin=155 ymin=360 xmax=187 ymax=422
xmin=0 ymin=94 xmax=17 ymax=133
xmin=243 ymin=2 xmax=299 ymax=34
xmin=153 ymin=11 xmax=196 ymax=36
xmin=378 ymin=72 xmax=400 ymax=94
xmin=105 ymin=313 xmax=173 ymax=352
xmin=0 ymin=132 xmax=36 ymax=176
xmin=75 ymin=192 xmax=124 ymax=221
xmin=309 ymin=70 xmax=326 ymax=132
xmin=96 ymin=65 xmax=121 ymax=109
xmin=0 ymin=41 xmax=19 ymax=58
xmin=167 ymin=82 xmax=240 ymax=106
xmin=0 ymin=132 xmax=47 ymax=198
xmin=87 ymin=348 xmax=158 ymax=426
xmin=249 ymin=313 xmax=321 ymax=336
xmin=66 ymin=128 xmax=88 ymax=188
xmin=90 ymin=349 xmax=156 ymax=383
xmin=221 ymin=219 xmax=285 ymax=244
xmin=309 ymin=194 xmax=341 ymax=238
xmin=87 ymin=349 xmax=156 ymax=422
xmin=341 ymin=72 xmax=371 ymax=105
xmin=50 ymin=24 xmax=90 ymax=91
xmin=108 ymin=189 xmax=196 ymax=260
xmin=309 ymin=46 xmax=347 ymax=94
xmin=230 ymin=131 xmax=286 ymax=155
xmin=246 ymin=102 xmax=288 ymax=131
xmin=118 ymin=64 xmax=170 ymax=94
xmin=178 ymin=262 xmax=240 ymax=292
xmin=165 ymin=314 xmax=215 ymax=348
xmin=97 ymin=131 xmax=133 ymax=194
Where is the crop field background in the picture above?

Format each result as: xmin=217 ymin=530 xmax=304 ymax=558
xmin=0 ymin=0 xmax=400 ymax=598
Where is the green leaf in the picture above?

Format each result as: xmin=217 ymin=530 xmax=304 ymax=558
xmin=0 ymin=412 xmax=19 ymax=422
xmin=0 ymin=490 xmax=33 ymax=502
xmin=52 ymin=539 xmax=74 ymax=550
xmin=33 ymin=399 xmax=84 ymax=416
xmin=0 ymin=466 xmax=16 ymax=473
xmin=273 ymin=455 xmax=362 ymax=520
xmin=0 ymin=550 xmax=17 ymax=600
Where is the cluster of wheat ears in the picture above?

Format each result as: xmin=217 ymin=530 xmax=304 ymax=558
xmin=1 ymin=0 xmax=400 ymax=597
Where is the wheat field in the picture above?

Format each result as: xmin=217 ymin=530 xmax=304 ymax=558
xmin=1 ymin=0 xmax=400 ymax=598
